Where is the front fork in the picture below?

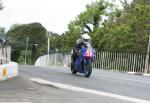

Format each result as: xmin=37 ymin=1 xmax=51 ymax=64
xmin=83 ymin=58 xmax=91 ymax=69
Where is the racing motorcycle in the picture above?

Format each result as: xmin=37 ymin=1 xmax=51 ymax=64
xmin=71 ymin=43 xmax=96 ymax=77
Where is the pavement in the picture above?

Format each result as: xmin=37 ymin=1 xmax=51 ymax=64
xmin=0 ymin=76 xmax=134 ymax=103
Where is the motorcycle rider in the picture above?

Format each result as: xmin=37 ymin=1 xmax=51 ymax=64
xmin=71 ymin=33 xmax=91 ymax=63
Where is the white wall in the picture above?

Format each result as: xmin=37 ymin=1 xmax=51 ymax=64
xmin=0 ymin=62 xmax=18 ymax=80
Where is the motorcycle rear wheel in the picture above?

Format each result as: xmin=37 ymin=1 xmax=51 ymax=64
xmin=71 ymin=62 xmax=77 ymax=74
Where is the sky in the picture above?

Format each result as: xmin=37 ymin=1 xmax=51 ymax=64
xmin=0 ymin=0 xmax=127 ymax=34
xmin=0 ymin=0 xmax=95 ymax=34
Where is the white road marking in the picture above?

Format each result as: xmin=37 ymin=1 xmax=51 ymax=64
xmin=0 ymin=102 xmax=32 ymax=103
xmin=30 ymin=78 xmax=150 ymax=103
xmin=118 ymin=77 xmax=150 ymax=84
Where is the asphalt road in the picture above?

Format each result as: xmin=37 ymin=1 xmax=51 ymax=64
xmin=18 ymin=65 xmax=150 ymax=103
xmin=1 ymin=76 xmax=130 ymax=103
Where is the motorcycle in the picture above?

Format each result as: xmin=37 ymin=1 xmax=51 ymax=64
xmin=71 ymin=43 xmax=96 ymax=77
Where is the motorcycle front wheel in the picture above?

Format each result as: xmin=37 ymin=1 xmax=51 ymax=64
xmin=84 ymin=63 xmax=92 ymax=78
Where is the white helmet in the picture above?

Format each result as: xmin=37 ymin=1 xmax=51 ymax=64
xmin=81 ymin=33 xmax=91 ymax=44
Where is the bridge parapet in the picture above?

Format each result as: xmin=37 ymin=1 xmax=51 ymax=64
xmin=35 ymin=51 xmax=150 ymax=76
xmin=0 ymin=41 xmax=18 ymax=80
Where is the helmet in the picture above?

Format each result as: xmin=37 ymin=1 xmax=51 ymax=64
xmin=81 ymin=33 xmax=91 ymax=44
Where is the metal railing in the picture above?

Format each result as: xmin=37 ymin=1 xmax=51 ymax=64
xmin=35 ymin=51 xmax=150 ymax=74
xmin=0 ymin=46 xmax=11 ymax=64
xmin=93 ymin=51 xmax=149 ymax=74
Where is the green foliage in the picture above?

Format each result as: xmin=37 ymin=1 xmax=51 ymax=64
xmin=7 ymin=22 xmax=47 ymax=64
xmin=48 ymin=32 xmax=70 ymax=53
xmin=74 ymin=0 xmax=111 ymax=33
xmin=2 ymin=0 xmax=149 ymax=63
xmin=59 ymin=0 xmax=111 ymax=52
xmin=8 ymin=23 xmax=47 ymax=47
xmin=0 ymin=0 xmax=3 ymax=10
xmin=0 ymin=27 xmax=5 ymax=38
xmin=57 ymin=0 xmax=150 ymax=53
xmin=0 ymin=27 xmax=10 ymax=44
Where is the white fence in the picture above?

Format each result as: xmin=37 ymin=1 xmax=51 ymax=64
xmin=93 ymin=51 xmax=150 ymax=74
xmin=35 ymin=53 xmax=71 ymax=67
xmin=0 ymin=46 xmax=11 ymax=64
xmin=35 ymin=51 xmax=150 ymax=74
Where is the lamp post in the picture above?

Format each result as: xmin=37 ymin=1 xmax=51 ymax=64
xmin=47 ymin=31 xmax=51 ymax=54
xmin=47 ymin=31 xmax=51 ymax=65
xmin=144 ymin=35 xmax=150 ymax=74
xmin=54 ymin=48 xmax=58 ymax=66
xmin=24 ymin=36 xmax=29 ymax=65
xmin=24 ymin=36 xmax=38 ymax=65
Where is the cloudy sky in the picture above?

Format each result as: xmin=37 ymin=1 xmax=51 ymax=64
xmin=0 ymin=0 xmax=126 ymax=34
xmin=0 ymin=0 xmax=96 ymax=34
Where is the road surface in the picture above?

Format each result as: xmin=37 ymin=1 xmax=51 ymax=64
xmin=0 ymin=65 xmax=150 ymax=103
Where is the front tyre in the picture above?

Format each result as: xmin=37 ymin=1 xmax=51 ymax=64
xmin=84 ymin=63 xmax=92 ymax=78
xmin=71 ymin=62 xmax=77 ymax=74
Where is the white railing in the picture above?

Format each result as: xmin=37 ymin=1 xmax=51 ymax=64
xmin=0 ymin=46 xmax=11 ymax=64
xmin=35 ymin=51 xmax=150 ymax=74
xmin=35 ymin=53 xmax=71 ymax=67
xmin=93 ymin=51 xmax=149 ymax=74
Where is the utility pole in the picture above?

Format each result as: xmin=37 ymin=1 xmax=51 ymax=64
xmin=144 ymin=35 xmax=150 ymax=74
xmin=47 ymin=31 xmax=51 ymax=54
xmin=48 ymin=37 xmax=50 ymax=54
xmin=47 ymin=31 xmax=51 ymax=65
xmin=24 ymin=36 xmax=29 ymax=65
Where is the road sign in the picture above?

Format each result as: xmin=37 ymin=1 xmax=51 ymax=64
xmin=2 ymin=68 xmax=7 ymax=77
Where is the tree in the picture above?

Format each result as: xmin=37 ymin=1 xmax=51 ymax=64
xmin=0 ymin=27 xmax=5 ymax=35
xmin=48 ymin=32 xmax=60 ymax=52
xmin=71 ymin=0 xmax=112 ymax=34
xmin=132 ymin=0 xmax=150 ymax=5
xmin=47 ymin=32 xmax=70 ymax=53
xmin=0 ymin=27 xmax=10 ymax=41
xmin=0 ymin=1 xmax=5 ymax=41
xmin=60 ymin=0 xmax=150 ymax=52
xmin=7 ymin=22 xmax=47 ymax=64
xmin=60 ymin=0 xmax=113 ymax=52
xmin=92 ymin=0 xmax=150 ymax=52
xmin=0 ymin=0 xmax=3 ymax=10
